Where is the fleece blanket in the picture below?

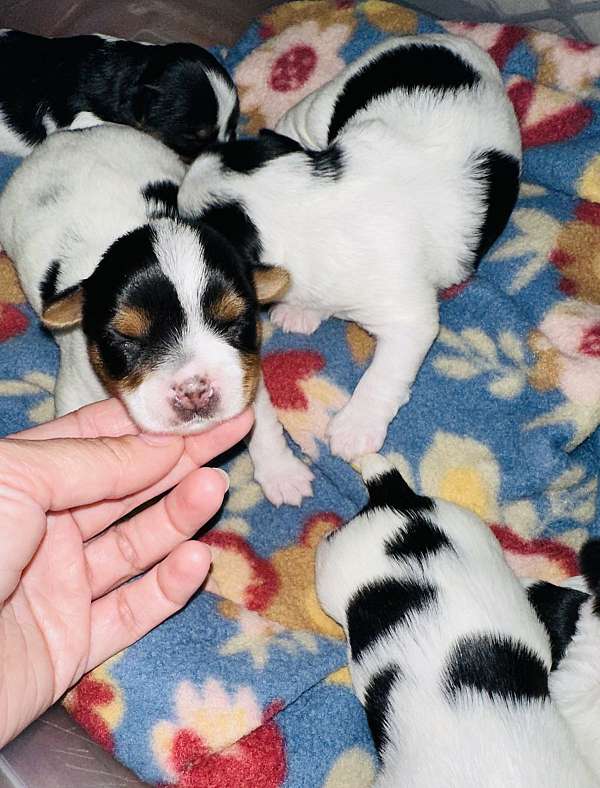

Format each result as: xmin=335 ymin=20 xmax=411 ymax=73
xmin=1 ymin=2 xmax=600 ymax=785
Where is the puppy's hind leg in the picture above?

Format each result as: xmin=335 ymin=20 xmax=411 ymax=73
xmin=327 ymin=298 xmax=439 ymax=461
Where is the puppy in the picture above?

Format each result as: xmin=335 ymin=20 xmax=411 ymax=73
xmin=522 ymin=548 xmax=600 ymax=782
xmin=315 ymin=455 xmax=597 ymax=786
xmin=0 ymin=124 xmax=293 ymax=470
xmin=178 ymin=34 xmax=521 ymax=466
xmin=0 ymin=29 xmax=239 ymax=160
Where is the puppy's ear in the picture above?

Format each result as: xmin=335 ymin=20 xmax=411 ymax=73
xmin=42 ymin=286 xmax=84 ymax=329
xmin=253 ymin=265 xmax=290 ymax=304
xmin=258 ymin=128 xmax=303 ymax=155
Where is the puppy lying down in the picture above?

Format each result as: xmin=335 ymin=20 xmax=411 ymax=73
xmin=0 ymin=124 xmax=308 ymax=502
xmin=316 ymin=455 xmax=600 ymax=786
xmin=178 ymin=34 xmax=522 ymax=483
xmin=0 ymin=29 xmax=239 ymax=160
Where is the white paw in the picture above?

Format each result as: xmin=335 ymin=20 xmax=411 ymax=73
xmin=327 ymin=404 xmax=389 ymax=462
xmin=269 ymin=303 xmax=325 ymax=335
xmin=254 ymin=450 xmax=314 ymax=507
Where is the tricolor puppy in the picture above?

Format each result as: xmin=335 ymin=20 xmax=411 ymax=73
xmin=0 ymin=124 xmax=288 ymax=450
xmin=315 ymin=455 xmax=597 ymax=786
xmin=178 ymin=34 xmax=521 ymax=465
xmin=0 ymin=29 xmax=239 ymax=160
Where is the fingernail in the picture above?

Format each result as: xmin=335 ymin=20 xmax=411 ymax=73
xmin=139 ymin=432 xmax=179 ymax=446
xmin=214 ymin=467 xmax=230 ymax=491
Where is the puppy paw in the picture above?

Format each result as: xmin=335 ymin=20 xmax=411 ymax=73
xmin=269 ymin=304 xmax=325 ymax=335
xmin=254 ymin=450 xmax=314 ymax=507
xmin=327 ymin=404 xmax=389 ymax=462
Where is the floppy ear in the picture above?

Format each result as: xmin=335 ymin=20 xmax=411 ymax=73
xmin=41 ymin=286 xmax=84 ymax=329
xmin=252 ymin=265 xmax=290 ymax=304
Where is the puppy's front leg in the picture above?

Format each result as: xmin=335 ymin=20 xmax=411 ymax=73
xmin=248 ymin=374 xmax=314 ymax=507
xmin=327 ymin=304 xmax=439 ymax=461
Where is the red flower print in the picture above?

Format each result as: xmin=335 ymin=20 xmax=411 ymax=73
xmin=491 ymin=524 xmax=579 ymax=576
xmin=203 ymin=531 xmax=280 ymax=611
xmin=580 ymin=323 xmax=600 ymax=356
xmin=159 ymin=702 xmax=286 ymax=788
xmin=65 ymin=675 xmax=116 ymax=753
xmin=508 ymin=79 xmax=593 ymax=148
xmin=439 ymin=279 xmax=472 ymax=300
xmin=488 ymin=26 xmax=527 ymax=68
xmin=269 ymin=45 xmax=318 ymax=92
xmin=0 ymin=304 xmax=28 ymax=342
xmin=262 ymin=350 xmax=325 ymax=410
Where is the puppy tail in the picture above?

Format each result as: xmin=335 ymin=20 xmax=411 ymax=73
xmin=356 ymin=454 xmax=432 ymax=513
xmin=579 ymin=539 xmax=600 ymax=616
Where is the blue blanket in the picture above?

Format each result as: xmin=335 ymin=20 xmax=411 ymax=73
xmin=1 ymin=3 xmax=599 ymax=785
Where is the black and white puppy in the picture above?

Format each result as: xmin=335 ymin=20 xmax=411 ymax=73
xmin=0 ymin=124 xmax=292 ymax=460
xmin=0 ymin=30 xmax=239 ymax=160
xmin=523 ymin=547 xmax=600 ymax=782
xmin=315 ymin=454 xmax=598 ymax=786
xmin=178 ymin=34 xmax=521 ymax=468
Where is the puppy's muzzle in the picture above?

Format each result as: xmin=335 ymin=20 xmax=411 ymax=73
xmin=170 ymin=375 xmax=219 ymax=420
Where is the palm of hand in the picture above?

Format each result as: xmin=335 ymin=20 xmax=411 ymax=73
xmin=0 ymin=399 xmax=252 ymax=748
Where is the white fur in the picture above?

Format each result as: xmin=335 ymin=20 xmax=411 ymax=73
xmin=315 ymin=455 xmax=596 ymax=786
xmin=179 ymin=35 xmax=522 ymax=468
xmin=0 ymin=124 xmax=253 ymax=434
xmin=206 ymin=69 xmax=239 ymax=143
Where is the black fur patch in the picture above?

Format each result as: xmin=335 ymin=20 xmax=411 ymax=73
xmin=0 ymin=30 xmax=237 ymax=158
xmin=40 ymin=260 xmax=62 ymax=306
xmin=469 ymin=149 xmax=520 ymax=265
xmin=363 ymin=665 xmax=401 ymax=756
xmin=443 ymin=634 xmax=549 ymax=705
xmin=82 ymin=225 xmax=186 ymax=381
xmin=579 ymin=539 xmax=600 ymax=617
xmin=310 ymin=144 xmax=345 ymax=180
xmin=346 ymin=578 xmax=437 ymax=661
xmin=142 ymin=180 xmax=180 ymax=220
xmin=385 ymin=517 xmax=453 ymax=566
xmin=198 ymin=200 xmax=263 ymax=266
xmin=527 ymin=582 xmax=588 ymax=669
xmin=363 ymin=469 xmax=434 ymax=516
xmin=328 ymin=43 xmax=481 ymax=143
xmin=213 ymin=129 xmax=302 ymax=174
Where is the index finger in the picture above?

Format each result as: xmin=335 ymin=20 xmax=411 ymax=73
xmin=9 ymin=398 xmax=138 ymax=441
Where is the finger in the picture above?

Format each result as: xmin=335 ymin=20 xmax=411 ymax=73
xmin=9 ymin=398 xmax=138 ymax=440
xmin=0 ymin=486 xmax=46 ymax=600
xmin=85 ymin=467 xmax=227 ymax=598
xmin=85 ymin=541 xmax=211 ymax=672
xmin=1 ymin=433 xmax=185 ymax=512
xmin=69 ymin=408 xmax=253 ymax=539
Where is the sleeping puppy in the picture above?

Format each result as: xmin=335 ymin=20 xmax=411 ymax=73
xmin=315 ymin=454 xmax=597 ymax=786
xmin=178 ymin=34 xmax=521 ymax=464
xmin=0 ymin=125 xmax=300 ymax=498
xmin=0 ymin=29 xmax=239 ymax=160
xmin=522 ymin=548 xmax=600 ymax=782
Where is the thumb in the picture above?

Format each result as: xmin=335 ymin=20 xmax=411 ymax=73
xmin=0 ymin=484 xmax=46 ymax=601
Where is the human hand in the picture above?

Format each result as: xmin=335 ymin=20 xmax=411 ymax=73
xmin=0 ymin=398 xmax=253 ymax=748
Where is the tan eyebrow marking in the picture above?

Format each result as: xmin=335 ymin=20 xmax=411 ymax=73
xmin=111 ymin=306 xmax=151 ymax=338
xmin=211 ymin=291 xmax=247 ymax=322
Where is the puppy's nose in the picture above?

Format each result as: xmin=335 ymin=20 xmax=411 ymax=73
xmin=170 ymin=376 xmax=219 ymax=419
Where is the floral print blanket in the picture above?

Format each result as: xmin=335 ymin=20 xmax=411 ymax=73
xmin=1 ymin=2 xmax=600 ymax=785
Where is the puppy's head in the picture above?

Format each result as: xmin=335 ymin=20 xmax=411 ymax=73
xmin=41 ymin=219 xmax=288 ymax=433
xmin=135 ymin=45 xmax=239 ymax=160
